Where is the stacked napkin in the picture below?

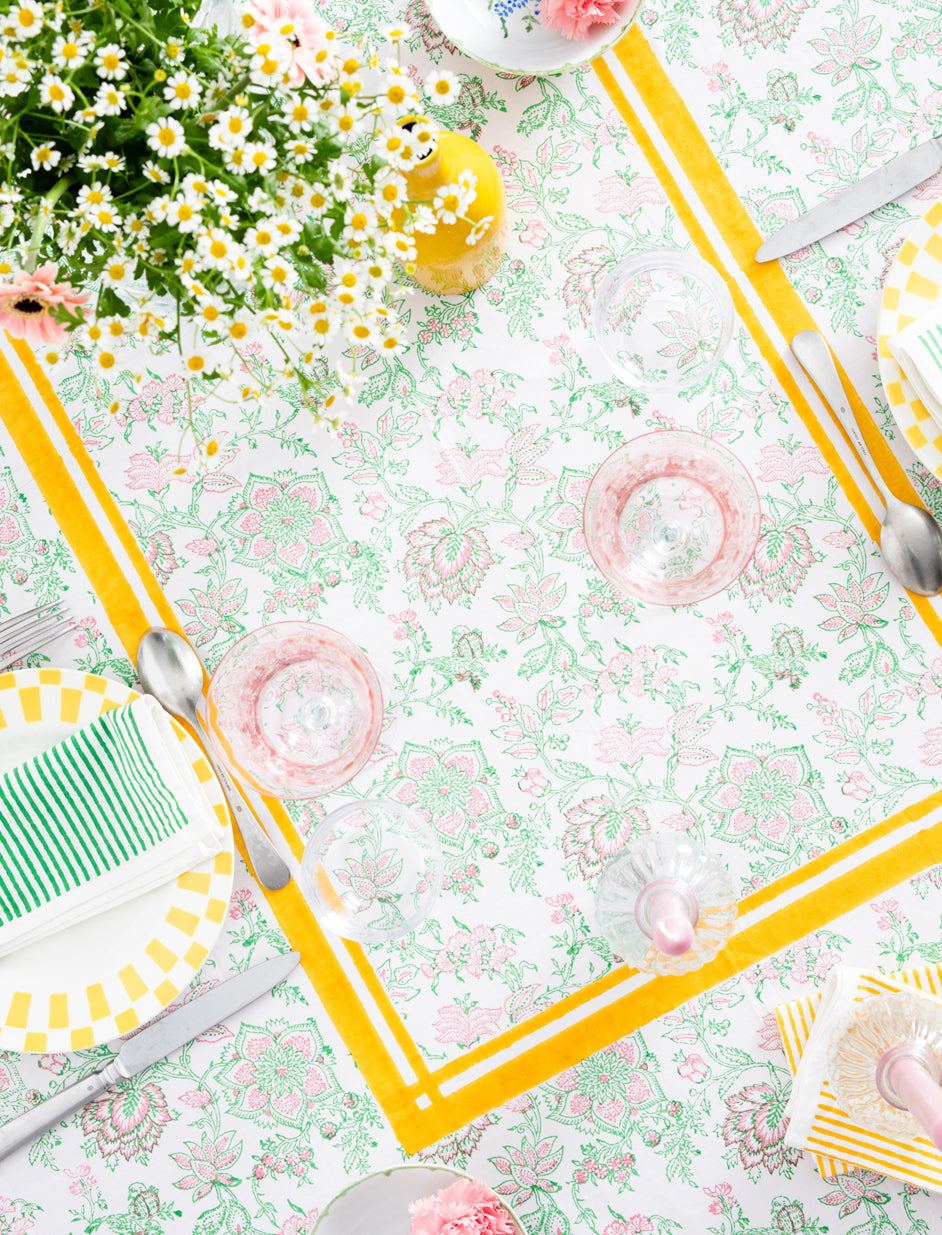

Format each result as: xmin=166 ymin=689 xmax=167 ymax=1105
xmin=888 ymin=310 xmax=942 ymax=427
xmin=776 ymin=964 xmax=942 ymax=1191
xmin=0 ymin=695 xmax=226 ymax=957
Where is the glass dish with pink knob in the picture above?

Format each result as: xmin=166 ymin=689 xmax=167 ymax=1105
xmin=205 ymin=621 xmax=383 ymax=800
xmin=583 ymin=429 xmax=761 ymax=606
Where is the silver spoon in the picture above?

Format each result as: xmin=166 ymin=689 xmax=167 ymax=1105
xmin=136 ymin=627 xmax=292 ymax=892
xmin=791 ymin=330 xmax=942 ymax=597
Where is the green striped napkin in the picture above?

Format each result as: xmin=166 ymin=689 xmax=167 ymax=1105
xmin=0 ymin=695 xmax=226 ymax=958
xmin=889 ymin=309 xmax=942 ymax=428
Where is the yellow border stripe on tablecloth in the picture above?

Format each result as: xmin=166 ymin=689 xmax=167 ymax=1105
xmin=0 ymin=338 xmax=424 ymax=1135
xmin=596 ymin=28 xmax=942 ymax=646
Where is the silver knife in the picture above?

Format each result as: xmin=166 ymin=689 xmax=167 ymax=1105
xmin=756 ymin=135 xmax=942 ymax=262
xmin=0 ymin=951 xmax=300 ymax=1161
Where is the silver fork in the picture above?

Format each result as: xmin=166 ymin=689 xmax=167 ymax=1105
xmin=0 ymin=602 xmax=72 ymax=671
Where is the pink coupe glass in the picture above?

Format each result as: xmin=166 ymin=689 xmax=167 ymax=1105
xmin=206 ymin=621 xmax=383 ymax=800
xmin=583 ymin=429 xmax=761 ymax=606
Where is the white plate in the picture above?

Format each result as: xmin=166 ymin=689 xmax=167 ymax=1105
xmin=0 ymin=668 xmax=234 ymax=1052
xmin=878 ymin=199 xmax=942 ymax=477
xmin=314 ymin=1165 xmax=526 ymax=1235
xmin=425 ymin=0 xmax=643 ymax=76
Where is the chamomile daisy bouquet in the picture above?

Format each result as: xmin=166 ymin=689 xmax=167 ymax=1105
xmin=0 ymin=0 xmax=467 ymax=448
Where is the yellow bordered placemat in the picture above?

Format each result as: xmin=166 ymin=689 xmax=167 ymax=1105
xmin=4 ymin=27 xmax=942 ymax=1147
xmin=7 ymin=332 xmax=942 ymax=1153
xmin=776 ymin=965 xmax=942 ymax=1188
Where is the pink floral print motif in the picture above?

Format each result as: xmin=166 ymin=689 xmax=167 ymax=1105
xmin=816 ymin=574 xmax=889 ymax=641
xmin=223 ymin=472 xmax=339 ymax=576
xmin=432 ymin=1002 xmax=503 ymax=1047
xmin=722 ymin=1081 xmax=799 ymax=1177
xmin=391 ymin=742 xmax=501 ymax=842
xmin=703 ymin=745 xmax=824 ymax=851
xmin=716 ymin=0 xmax=809 ymax=49
xmin=562 ymin=795 xmax=648 ymax=879
xmin=548 ymin=1037 xmax=657 ymax=1127
xmin=820 ymin=1168 xmax=890 ymax=1215
xmin=217 ymin=1022 xmax=332 ymax=1130
xmin=739 ymin=523 xmax=816 ymax=601
xmin=80 ymin=1079 xmax=171 ymax=1161
xmin=171 ymin=1133 xmax=240 ymax=1201
xmin=539 ymin=469 xmax=592 ymax=561
xmin=810 ymin=17 xmax=880 ymax=84
xmin=403 ymin=518 xmax=495 ymax=606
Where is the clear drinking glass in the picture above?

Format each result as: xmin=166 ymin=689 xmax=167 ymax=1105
xmin=593 ymin=248 xmax=734 ymax=390
xmin=583 ymin=429 xmax=761 ymax=606
xmin=300 ymin=799 xmax=442 ymax=943
xmin=206 ymin=622 xmax=383 ymax=800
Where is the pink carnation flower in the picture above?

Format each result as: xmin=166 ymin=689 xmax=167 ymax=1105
xmin=540 ymin=0 xmax=628 ymax=39
xmin=409 ymin=1179 xmax=515 ymax=1235
xmin=245 ymin=0 xmax=331 ymax=85
xmin=0 ymin=264 xmax=89 ymax=345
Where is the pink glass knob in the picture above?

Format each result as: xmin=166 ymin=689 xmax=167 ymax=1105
xmin=646 ymin=888 xmax=696 ymax=956
xmin=877 ymin=1045 xmax=942 ymax=1152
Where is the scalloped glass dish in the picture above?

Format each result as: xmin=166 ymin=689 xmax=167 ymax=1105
xmin=424 ymin=0 xmax=643 ymax=76
xmin=583 ymin=430 xmax=761 ymax=605
xmin=206 ymin=622 xmax=383 ymax=800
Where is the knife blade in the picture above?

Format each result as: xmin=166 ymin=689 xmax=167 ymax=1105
xmin=756 ymin=136 xmax=942 ymax=263
xmin=0 ymin=950 xmax=300 ymax=1161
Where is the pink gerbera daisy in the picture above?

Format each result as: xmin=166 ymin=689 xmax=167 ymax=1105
xmin=245 ymin=0 xmax=331 ymax=85
xmin=0 ymin=264 xmax=89 ymax=345
xmin=539 ymin=0 xmax=628 ymax=39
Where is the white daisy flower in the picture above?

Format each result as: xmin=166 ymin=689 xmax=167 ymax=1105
xmin=142 ymin=161 xmax=170 ymax=184
xmin=411 ymin=204 xmax=438 ymax=234
xmin=97 ymin=313 xmax=131 ymax=341
xmin=329 ymin=106 xmax=363 ymax=142
xmin=0 ymin=54 xmax=31 ymax=98
xmin=94 ymin=42 xmax=127 ymax=80
xmin=88 ymin=203 xmax=120 ymax=232
xmin=225 ymin=248 xmax=252 ymax=284
xmin=39 ymin=73 xmax=73 ymax=112
xmin=165 ymin=197 xmax=203 ymax=232
xmin=4 ymin=1 xmax=44 ymax=40
xmin=176 ymin=250 xmax=200 ymax=279
xmin=226 ymin=308 xmax=256 ymax=343
xmin=76 ymin=182 xmax=112 ymax=212
xmin=272 ymin=218 xmax=300 ymax=244
xmin=207 ymin=179 xmax=237 ymax=204
xmin=383 ymin=230 xmax=416 ymax=264
xmin=94 ymin=83 xmax=125 ymax=115
xmin=146 ymin=117 xmax=185 ymax=158
xmin=165 ymin=38 xmax=183 ymax=61
xmin=262 ymin=254 xmax=292 ymax=292
xmin=94 ymin=349 xmax=119 ymax=372
xmin=163 ymin=71 xmax=201 ymax=110
xmin=286 ymin=137 xmax=314 ymax=164
xmin=245 ymin=142 xmax=277 ymax=174
xmin=198 ymin=227 xmax=238 ymax=271
xmin=433 ymin=179 xmax=475 ymax=226
xmin=384 ymin=25 xmax=407 ymax=43
xmin=306 ymin=299 xmax=335 ymax=344
xmin=30 ymin=142 xmax=61 ymax=170
xmin=371 ymin=169 xmax=406 ymax=217
xmin=215 ymin=105 xmax=252 ymax=145
xmin=331 ymin=259 xmax=366 ymax=308
xmin=466 ymin=214 xmax=494 ymax=245
xmin=144 ymin=195 xmax=169 ymax=224
xmin=244 ymin=222 xmax=279 ymax=255
xmin=381 ymin=74 xmax=415 ymax=110
xmin=425 ymin=69 xmax=459 ymax=103
xmin=342 ymin=202 xmax=378 ymax=247
xmin=100 ymin=254 xmax=133 ymax=286
xmin=363 ymin=256 xmax=392 ymax=287
xmin=124 ymin=214 xmax=149 ymax=240
xmin=283 ymin=100 xmax=312 ymax=131
xmin=248 ymin=43 xmax=286 ymax=87
xmin=223 ymin=146 xmax=249 ymax=175
xmin=376 ymin=329 xmax=403 ymax=356
xmin=181 ymin=172 xmax=210 ymax=197
xmin=51 ymin=34 xmax=87 ymax=69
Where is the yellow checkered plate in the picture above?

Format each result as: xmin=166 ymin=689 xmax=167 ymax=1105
xmin=0 ymin=668 xmax=234 ymax=1053
xmin=878 ymin=198 xmax=942 ymax=475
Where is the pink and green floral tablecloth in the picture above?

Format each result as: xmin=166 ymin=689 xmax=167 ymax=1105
xmin=4 ymin=0 xmax=942 ymax=1230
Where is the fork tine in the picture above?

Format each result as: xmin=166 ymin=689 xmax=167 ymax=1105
xmin=0 ymin=613 xmax=73 ymax=669
xmin=0 ymin=601 xmax=66 ymax=643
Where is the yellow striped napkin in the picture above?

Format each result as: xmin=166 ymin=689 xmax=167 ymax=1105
xmin=776 ymin=964 xmax=942 ymax=1188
